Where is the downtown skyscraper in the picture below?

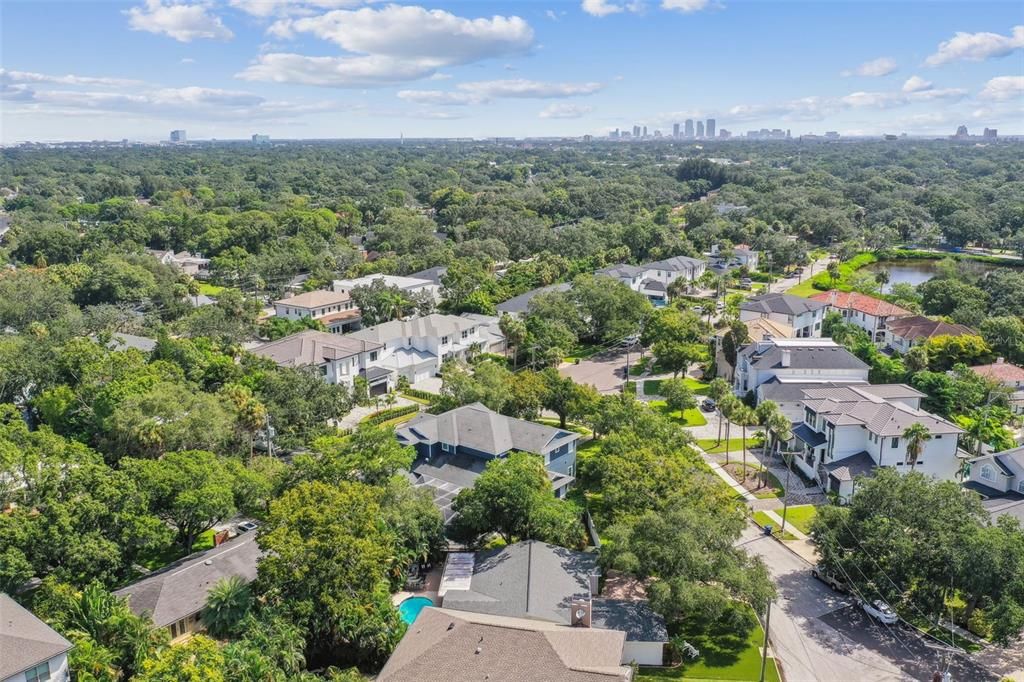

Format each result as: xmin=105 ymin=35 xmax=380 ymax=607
xmin=706 ymin=119 xmax=716 ymax=139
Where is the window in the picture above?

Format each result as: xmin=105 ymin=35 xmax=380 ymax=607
xmin=441 ymin=336 xmax=449 ymax=345
xmin=461 ymin=330 xmax=469 ymax=339
xmin=1017 ymin=479 xmax=1024 ymax=494
xmin=441 ymin=442 xmax=451 ymax=453
xmin=369 ymin=351 xmax=378 ymax=362
xmin=568 ymin=464 xmax=575 ymax=477
xmin=891 ymin=437 xmax=899 ymax=448
xmin=980 ymin=464 xmax=996 ymax=482
xmin=935 ymin=435 xmax=942 ymax=439
xmin=25 ymin=662 xmax=51 ymax=682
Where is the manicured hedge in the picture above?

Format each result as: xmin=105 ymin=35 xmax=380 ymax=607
xmin=402 ymin=388 xmax=438 ymax=403
xmin=361 ymin=404 xmax=420 ymax=425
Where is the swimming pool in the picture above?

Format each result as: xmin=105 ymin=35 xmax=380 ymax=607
xmin=398 ymin=596 xmax=433 ymax=624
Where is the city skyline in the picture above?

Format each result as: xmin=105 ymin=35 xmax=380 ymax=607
xmin=1 ymin=1 xmax=1022 ymax=142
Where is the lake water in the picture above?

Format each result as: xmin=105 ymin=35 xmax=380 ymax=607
xmin=865 ymin=260 xmax=1005 ymax=293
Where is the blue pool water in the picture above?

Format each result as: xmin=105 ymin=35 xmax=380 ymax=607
xmin=398 ymin=596 xmax=433 ymax=624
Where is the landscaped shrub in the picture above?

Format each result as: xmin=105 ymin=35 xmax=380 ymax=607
xmin=361 ymin=404 xmax=419 ymax=425
xmin=403 ymin=387 xmax=438 ymax=403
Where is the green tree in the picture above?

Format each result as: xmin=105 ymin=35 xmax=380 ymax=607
xmin=124 ymin=450 xmax=237 ymax=553
xmin=541 ymin=367 xmax=586 ymax=428
xmin=202 ymin=576 xmax=254 ymax=639
xmin=136 ymin=635 xmax=225 ymax=682
xmin=450 ymin=452 xmax=581 ymax=547
xmin=659 ymin=377 xmax=696 ymax=414
xmin=297 ymin=424 xmax=415 ymax=487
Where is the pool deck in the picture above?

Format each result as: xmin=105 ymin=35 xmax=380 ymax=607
xmin=392 ymin=565 xmax=442 ymax=606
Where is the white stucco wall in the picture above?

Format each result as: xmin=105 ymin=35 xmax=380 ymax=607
xmin=623 ymin=641 xmax=664 ymax=667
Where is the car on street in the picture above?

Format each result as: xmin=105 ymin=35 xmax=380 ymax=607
xmin=811 ymin=566 xmax=847 ymax=592
xmin=619 ymin=335 xmax=639 ymax=348
xmin=237 ymin=521 xmax=259 ymax=533
xmin=700 ymin=398 xmax=716 ymax=412
xmin=860 ymin=599 xmax=898 ymax=625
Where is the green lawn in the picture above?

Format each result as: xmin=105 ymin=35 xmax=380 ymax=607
xmin=630 ymin=357 xmax=652 ymax=376
xmin=781 ymin=505 xmax=818 ymax=535
xmin=784 ymin=278 xmax=819 ymax=297
xmin=751 ymin=512 xmax=797 ymax=541
xmin=564 ymin=343 xmax=604 ymax=363
xmin=636 ymin=605 xmax=780 ymax=682
xmin=625 ymin=380 xmax=637 ymax=396
xmin=722 ymin=463 xmax=784 ymax=499
xmin=138 ymin=529 xmax=216 ymax=571
xmin=650 ymin=401 xmax=708 ymax=427
xmin=696 ymin=437 xmax=760 ymax=455
xmin=644 ymin=378 xmax=711 ymax=397
xmin=197 ymin=282 xmax=228 ymax=296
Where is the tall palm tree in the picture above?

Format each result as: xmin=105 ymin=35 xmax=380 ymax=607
xmin=902 ymin=423 xmax=932 ymax=473
xmin=719 ymin=395 xmax=740 ymax=465
xmin=706 ymin=378 xmax=731 ymax=445
xmin=874 ymin=269 xmax=890 ymax=292
xmin=202 ymin=576 xmax=253 ymax=639
xmin=735 ymin=405 xmax=758 ymax=482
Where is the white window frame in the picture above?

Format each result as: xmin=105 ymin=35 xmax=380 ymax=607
xmin=979 ymin=463 xmax=996 ymax=482
xmin=25 ymin=662 xmax=51 ymax=682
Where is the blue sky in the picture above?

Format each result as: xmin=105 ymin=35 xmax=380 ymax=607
xmin=1 ymin=0 xmax=1022 ymax=141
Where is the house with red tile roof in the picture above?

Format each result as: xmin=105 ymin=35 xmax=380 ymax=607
xmin=809 ymin=290 xmax=913 ymax=342
xmin=883 ymin=315 xmax=976 ymax=354
xmin=970 ymin=359 xmax=1024 ymax=415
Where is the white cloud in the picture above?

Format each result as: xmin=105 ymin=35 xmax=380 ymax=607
xmin=396 ymin=79 xmax=605 ymax=106
xmin=248 ymin=5 xmax=534 ymax=87
xmin=979 ymin=75 xmax=1024 ymax=101
xmin=901 ymin=75 xmax=932 ymax=93
xmin=545 ymin=9 xmax=567 ymax=20
xmin=841 ymin=57 xmax=897 ymax=77
xmin=227 ymin=0 xmax=363 ymax=18
xmin=0 ymin=68 xmax=143 ymax=87
xmin=581 ymin=0 xmax=625 ymax=16
xmin=539 ymin=103 xmax=592 ymax=118
xmin=125 ymin=0 xmax=233 ymax=42
xmin=925 ymin=25 xmax=1024 ymax=66
xmin=661 ymin=0 xmax=710 ymax=12
xmin=180 ymin=58 xmax=196 ymax=64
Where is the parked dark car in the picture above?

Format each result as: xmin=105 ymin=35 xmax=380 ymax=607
xmin=700 ymin=398 xmax=717 ymax=412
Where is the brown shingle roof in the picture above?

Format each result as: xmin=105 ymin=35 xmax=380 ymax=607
xmin=970 ymin=361 xmax=1024 ymax=384
xmin=272 ymin=289 xmax=352 ymax=309
xmin=250 ymin=330 xmax=381 ymax=368
xmin=377 ymin=607 xmax=631 ymax=682
xmin=885 ymin=315 xmax=975 ymax=341
xmin=0 ymin=593 xmax=73 ymax=679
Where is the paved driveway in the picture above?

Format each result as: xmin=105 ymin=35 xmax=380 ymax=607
xmin=559 ymin=348 xmax=635 ymax=393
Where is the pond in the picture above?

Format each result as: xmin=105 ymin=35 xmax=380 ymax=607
xmin=865 ymin=260 xmax=1005 ymax=293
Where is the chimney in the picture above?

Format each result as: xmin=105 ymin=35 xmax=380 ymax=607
xmin=570 ymin=598 xmax=592 ymax=628
xmin=589 ymin=573 xmax=600 ymax=596
xmin=780 ymin=349 xmax=791 ymax=368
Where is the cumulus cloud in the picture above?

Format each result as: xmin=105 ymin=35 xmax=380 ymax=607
xmin=727 ymin=83 xmax=966 ymax=123
xmin=925 ymin=25 xmax=1024 ymax=66
xmin=397 ymin=79 xmax=605 ymax=106
xmin=539 ymin=103 xmax=592 ymax=118
xmin=841 ymin=57 xmax=897 ymax=77
xmin=661 ymin=0 xmax=710 ymax=12
xmin=901 ymin=75 xmax=932 ymax=93
xmin=581 ymin=0 xmax=626 ymax=16
xmin=245 ymin=5 xmax=534 ymax=87
xmin=227 ymin=0 xmax=363 ymax=18
xmin=125 ymin=0 xmax=233 ymax=42
xmin=979 ymin=75 xmax=1024 ymax=101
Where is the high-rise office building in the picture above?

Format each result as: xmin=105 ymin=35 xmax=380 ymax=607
xmin=696 ymin=121 xmax=705 ymax=138
xmin=684 ymin=119 xmax=694 ymax=138
xmin=252 ymin=134 xmax=270 ymax=145
xmin=673 ymin=123 xmax=680 ymax=138
xmin=632 ymin=125 xmax=641 ymax=138
xmin=983 ymin=128 xmax=998 ymax=140
xmin=706 ymin=119 xmax=716 ymax=139
xmin=642 ymin=125 xmax=648 ymax=138
xmin=169 ymin=130 xmax=186 ymax=143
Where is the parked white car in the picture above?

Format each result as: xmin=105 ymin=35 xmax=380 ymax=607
xmin=860 ymin=599 xmax=898 ymax=625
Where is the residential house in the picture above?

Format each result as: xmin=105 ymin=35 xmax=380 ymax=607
xmin=333 ymin=273 xmax=441 ymax=303
xmin=436 ymin=541 xmax=668 ymax=666
xmin=272 ymin=289 xmax=362 ymax=334
xmin=496 ymin=282 xmax=572 ymax=318
xmin=733 ymin=246 xmax=759 ymax=270
xmin=883 ymin=316 xmax=975 ymax=354
xmin=408 ymin=266 xmax=448 ymax=287
xmin=733 ymin=338 xmax=870 ymax=397
xmin=377 ymin=607 xmax=633 ymax=682
xmin=791 ymin=384 xmax=963 ymax=501
xmin=145 ymin=249 xmax=210 ymax=278
xmin=113 ymin=534 xmax=262 ymax=644
xmin=714 ymin=318 xmax=793 ymax=383
xmin=596 ymin=255 xmax=706 ymax=305
xmin=396 ymin=403 xmax=579 ymax=519
xmin=349 ymin=313 xmax=504 ymax=387
xmin=969 ymin=359 xmax=1024 ymax=415
xmin=739 ymin=293 xmax=827 ymax=338
xmin=809 ymin=290 xmax=913 ymax=342
xmin=102 ymin=332 xmax=157 ymax=353
xmin=965 ymin=447 xmax=1024 ymax=524
xmin=249 ymin=330 xmax=383 ymax=390
xmin=0 ymin=593 xmax=72 ymax=682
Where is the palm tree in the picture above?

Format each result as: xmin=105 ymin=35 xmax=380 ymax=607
xmin=735 ymin=405 xmax=758 ymax=482
xmin=719 ymin=395 xmax=741 ymax=464
xmin=902 ymin=423 xmax=932 ymax=473
xmin=706 ymin=378 xmax=731 ymax=445
xmin=202 ymin=576 xmax=253 ymax=639
xmin=827 ymin=260 xmax=841 ymax=287
xmin=874 ymin=269 xmax=890 ymax=292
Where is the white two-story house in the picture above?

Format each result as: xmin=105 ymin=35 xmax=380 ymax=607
xmin=809 ymin=290 xmax=913 ymax=343
xmin=969 ymin=359 xmax=1024 ymax=416
xmin=739 ymin=293 xmax=827 ymax=338
xmin=249 ymin=330 xmax=383 ymax=389
xmin=734 ymin=337 xmax=870 ymax=397
xmin=596 ymin=255 xmax=706 ymax=305
xmin=791 ymin=384 xmax=963 ymax=502
xmin=272 ymin=289 xmax=362 ymax=334
xmin=333 ymin=273 xmax=441 ymax=303
xmin=967 ymin=446 xmax=1024 ymax=497
xmin=348 ymin=313 xmax=504 ymax=391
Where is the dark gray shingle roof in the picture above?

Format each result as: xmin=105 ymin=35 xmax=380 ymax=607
xmin=397 ymin=403 xmax=577 ymax=456
xmin=740 ymin=293 xmax=827 ymax=316
xmin=496 ymin=282 xmax=572 ymax=315
xmin=824 ymin=451 xmax=877 ymax=482
xmin=591 ymin=598 xmax=669 ymax=642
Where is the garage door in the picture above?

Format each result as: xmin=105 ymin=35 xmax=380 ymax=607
xmin=414 ymin=370 xmax=432 ymax=383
